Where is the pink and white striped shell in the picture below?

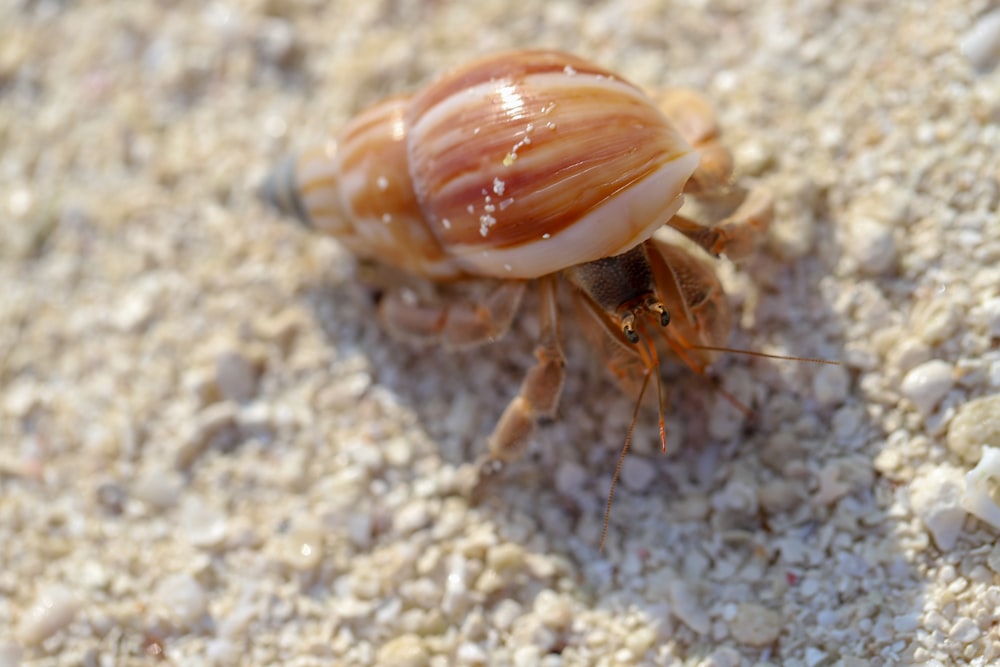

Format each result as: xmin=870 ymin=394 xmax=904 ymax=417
xmin=262 ymin=49 xmax=700 ymax=280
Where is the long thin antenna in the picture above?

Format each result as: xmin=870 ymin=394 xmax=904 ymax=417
xmin=689 ymin=345 xmax=840 ymax=366
xmin=655 ymin=359 xmax=667 ymax=453
xmin=661 ymin=335 xmax=839 ymax=417
xmin=599 ymin=371 xmax=651 ymax=554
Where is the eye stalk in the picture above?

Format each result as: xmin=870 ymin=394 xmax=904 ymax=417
xmin=619 ymin=298 xmax=671 ymax=344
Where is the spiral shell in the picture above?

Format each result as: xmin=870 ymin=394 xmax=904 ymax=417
xmin=265 ymin=95 xmax=456 ymax=278
xmin=263 ymin=49 xmax=699 ymax=280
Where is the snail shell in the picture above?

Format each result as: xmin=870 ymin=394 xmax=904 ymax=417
xmin=262 ymin=49 xmax=700 ymax=280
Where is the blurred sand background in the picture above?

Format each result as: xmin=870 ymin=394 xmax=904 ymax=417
xmin=2 ymin=0 xmax=1000 ymax=665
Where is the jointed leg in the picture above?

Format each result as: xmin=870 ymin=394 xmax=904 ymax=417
xmin=379 ymin=275 xmax=564 ymax=473
xmin=655 ymin=88 xmax=773 ymax=260
xmin=481 ymin=275 xmax=566 ymax=472
xmin=377 ymin=280 xmax=526 ymax=348
xmin=667 ymin=187 xmax=773 ymax=260
xmin=656 ymin=88 xmax=733 ymax=194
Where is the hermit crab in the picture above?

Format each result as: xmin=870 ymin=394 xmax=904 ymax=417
xmin=261 ymin=49 xmax=775 ymax=526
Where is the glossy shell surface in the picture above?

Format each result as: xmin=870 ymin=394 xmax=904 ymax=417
xmin=407 ymin=50 xmax=699 ymax=278
xmin=291 ymin=96 xmax=454 ymax=278
xmin=274 ymin=50 xmax=700 ymax=280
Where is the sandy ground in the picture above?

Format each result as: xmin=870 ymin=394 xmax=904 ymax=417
xmin=2 ymin=1 xmax=1000 ymax=665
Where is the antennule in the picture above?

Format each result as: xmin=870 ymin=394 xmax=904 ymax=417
xmin=644 ymin=297 xmax=671 ymax=327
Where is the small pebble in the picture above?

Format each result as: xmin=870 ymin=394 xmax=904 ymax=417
xmin=442 ymin=553 xmax=470 ymax=615
xmin=383 ymin=436 xmax=414 ymax=467
xmin=255 ymin=18 xmax=299 ymax=68
xmin=237 ymin=401 xmax=275 ymax=439
xmin=317 ymin=370 xmax=372 ymax=409
xmin=900 ymin=359 xmax=954 ymax=415
xmin=703 ymin=646 xmax=742 ymax=667
xmin=513 ymin=645 xmax=542 ymax=667
xmin=3 ymin=380 xmax=39 ymax=418
xmin=282 ymin=515 xmax=326 ymax=572
xmin=714 ymin=476 xmax=759 ymax=513
xmin=205 ymin=638 xmax=240 ymax=664
xmin=217 ymin=590 xmax=259 ymax=638
xmin=400 ymin=577 xmax=437 ymax=608
xmin=988 ymin=543 xmax=1000 ymax=574
xmin=155 ymin=573 xmax=207 ymax=627
xmin=757 ymin=479 xmax=804 ymax=514
xmin=555 ymin=460 xmax=588 ymax=497
xmin=759 ymin=430 xmax=806 ymax=471
xmin=980 ymin=297 xmax=1000 ymax=336
xmin=131 ymin=465 xmax=183 ymax=509
xmin=709 ymin=369 xmax=752 ymax=440
xmin=804 ymin=647 xmax=828 ymax=667
xmin=255 ymin=308 xmax=302 ymax=352
xmin=619 ymin=454 xmax=656 ymax=492
xmin=95 ymin=482 xmax=127 ymax=515
xmin=947 ymin=393 xmax=1000 ymax=462
xmin=672 ymin=493 xmax=710 ymax=521
xmin=910 ymin=464 xmax=966 ymax=550
xmin=533 ymin=590 xmax=572 ymax=630
xmin=349 ymin=565 xmax=384 ymax=600
xmin=893 ymin=613 xmax=920 ymax=633
xmin=624 ymin=626 xmax=657 ymax=656
xmin=668 ymin=578 xmax=710 ymax=634
xmin=215 ymin=350 xmax=259 ymax=403
xmin=346 ymin=513 xmax=373 ymax=550
xmin=375 ymin=634 xmax=428 ymax=667
xmin=474 ymin=568 xmax=503 ymax=595
xmin=17 ymin=587 xmax=80 ymax=645
xmin=181 ymin=497 xmax=230 ymax=549
xmin=769 ymin=177 xmax=818 ymax=260
xmin=492 ymin=599 xmax=523 ymax=631
xmin=914 ymin=302 xmax=960 ymax=346
xmin=961 ymin=8 xmax=1000 ymax=73
xmin=393 ymin=499 xmax=431 ymax=535
xmin=734 ymin=140 xmax=774 ymax=176
xmin=374 ymin=597 xmax=402 ymax=625
xmin=847 ymin=216 xmax=897 ymax=275
xmin=79 ymin=561 xmax=111 ymax=591
xmin=979 ymin=296 xmax=1000 ymax=338
xmin=728 ymin=603 xmax=782 ymax=646
xmin=0 ymin=641 xmax=22 ymax=667
xmin=112 ymin=290 xmax=154 ymax=331
xmin=963 ymin=446 xmax=1000 ymax=530
xmin=175 ymin=401 xmax=239 ymax=470
xmin=949 ymin=617 xmax=981 ymax=643
xmin=487 ymin=542 xmax=526 ymax=573
xmin=456 ymin=642 xmax=487 ymax=666
xmin=888 ymin=337 xmax=932 ymax=376
xmin=813 ymin=461 xmax=852 ymax=506
xmin=812 ymin=363 xmax=851 ymax=408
